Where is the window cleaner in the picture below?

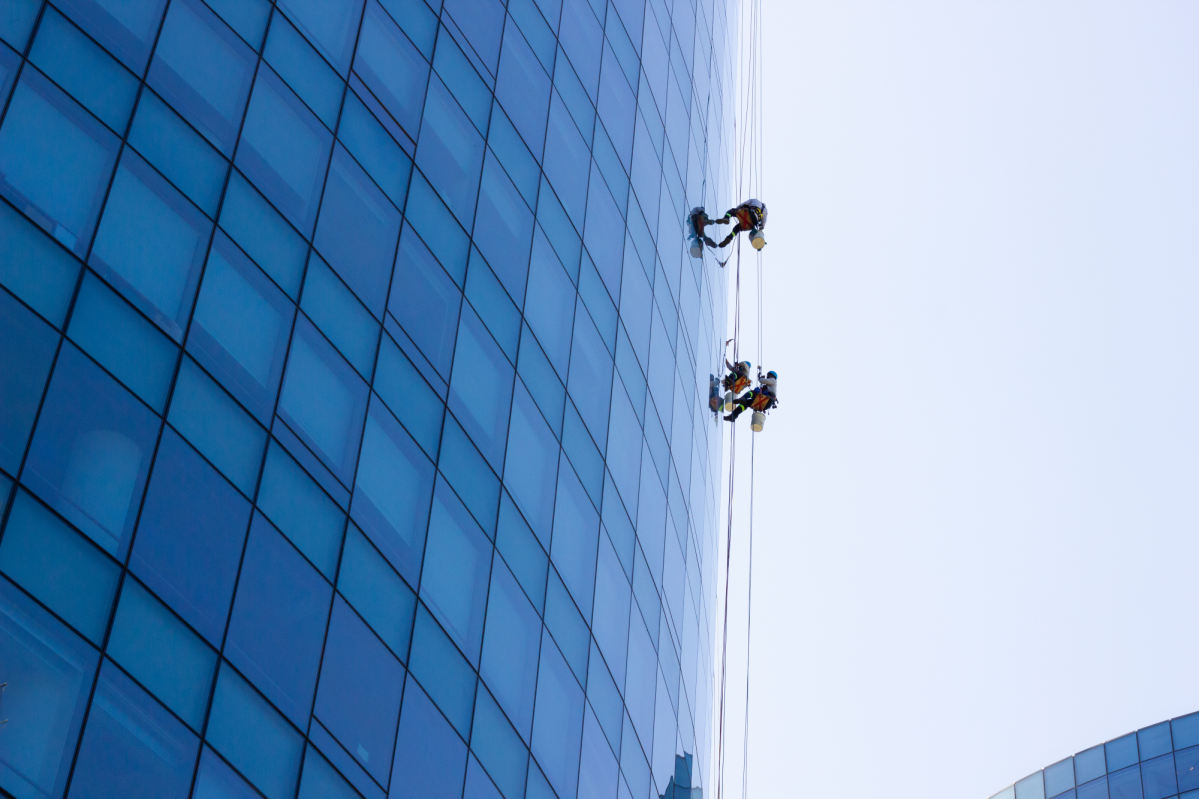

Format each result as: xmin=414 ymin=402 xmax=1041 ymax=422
xmin=688 ymin=200 xmax=768 ymax=261
xmin=724 ymin=370 xmax=778 ymax=431
xmin=720 ymin=359 xmax=753 ymax=412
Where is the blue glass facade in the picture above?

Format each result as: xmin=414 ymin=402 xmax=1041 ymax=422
xmin=0 ymin=1 xmax=733 ymax=798
xmin=991 ymin=712 xmax=1199 ymax=799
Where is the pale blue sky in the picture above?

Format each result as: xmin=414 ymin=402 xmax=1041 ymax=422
xmin=717 ymin=2 xmax=1199 ymax=798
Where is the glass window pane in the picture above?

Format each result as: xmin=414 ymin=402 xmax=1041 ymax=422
xmin=339 ymin=88 xmax=412 ymax=209
xmin=524 ymin=230 xmax=576 ymax=375
xmin=474 ymin=155 xmax=535 ymax=302
xmin=1108 ymin=735 xmax=1140 ymax=773
xmin=351 ymin=398 xmax=435 ymax=586
xmin=256 ymin=440 xmax=346 ymax=580
xmin=479 ymin=560 xmax=540 ymax=738
xmin=433 ymin=29 xmax=490 ymax=133
xmin=192 ymin=745 xmax=262 ymax=799
xmin=420 ymin=483 xmax=493 ymax=664
xmin=55 ymin=0 xmax=167 ymax=73
xmin=205 ymin=0 xmax=271 ymax=50
xmin=389 ymin=226 xmax=463 ymax=379
xmin=0 ymin=69 xmax=120 ymax=258
xmin=337 ymin=522 xmax=416 ymax=658
xmin=0 ymin=0 xmax=40 ymax=52
xmin=416 ymin=78 xmax=485 ymax=226
xmin=373 ymin=334 xmax=445 ymax=459
xmin=495 ymin=20 xmax=550 ymax=155
xmin=188 ymin=231 xmax=295 ymax=424
xmin=218 ymin=170 xmax=309 ymax=300
xmin=29 ymin=8 xmax=140 ymax=133
xmin=297 ymin=744 xmax=360 ymax=799
xmin=68 ymin=271 xmax=178 ymax=412
xmin=353 ymin=1 xmax=429 ymax=138
xmin=407 ymin=605 xmax=476 ymax=735
xmin=568 ymin=307 xmax=613 ymax=445
xmin=0 ymin=288 xmax=58 ymax=475
xmin=236 ymin=67 xmax=332 ymax=236
xmin=70 ymin=660 xmax=199 ymax=799
xmin=105 ymin=578 xmax=217 ymax=730
xmin=443 ymin=0 xmax=504 ymax=74
xmin=129 ymin=429 xmax=251 ymax=645
xmin=531 ymin=635 xmax=584 ymax=799
xmin=90 ymin=150 xmax=212 ymax=342
xmin=279 ymin=317 xmax=369 ymax=486
xmin=389 ymin=678 xmax=468 ymax=799
xmin=542 ymin=97 xmax=589 ymax=228
xmin=503 ymin=384 xmax=559 ymax=542
xmin=22 ymin=344 xmax=160 ymax=559
xmin=448 ymin=308 xmax=514 ymax=469
xmin=206 ymin=662 xmax=305 ymax=799
xmin=313 ymin=598 xmax=406 ymax=786
xmin=497 ymin=491 xmax=549 ymax=608
xmin=128 ymin=90 xmax=228 ymax=217
xmin=314 ymin=146 xmax=401 ymax=320
xmin=264 ymin=13 xmax=345 ymax=130
xmin=301 ymin=253 xmax=381 ymax=380
xmin=0 ymin=199 xmax=80 ymax=328
xmin=279 ymin=0 xmax=365 ymax=76
xmin=0 ymin=489 xmax=120 ymax=645
xmin=225 ymin=515 xmax=332 ymax=726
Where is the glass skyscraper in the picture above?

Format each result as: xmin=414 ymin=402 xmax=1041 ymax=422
xmin=990 ymin=712 xmax=1199 ymax=799
xmin=0 ymin=0 xmax=734 ymax=798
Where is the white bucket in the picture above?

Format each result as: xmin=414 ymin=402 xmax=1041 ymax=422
xmin=689 ymin=240 xmax=703 ymax=258
xmin=751 ymin=411 xmax=766 ymax=432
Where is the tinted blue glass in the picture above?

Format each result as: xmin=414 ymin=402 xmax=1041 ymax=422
xmin=0 ymin=489 xmax=120 ymax=644
xmin=488 ymin=105 xmax=540 ymax=207
xmin=583 ymin=167 xmax=625 ymax=294
xmin=0 ymin=575 xmax=98 ymax=799
xmin=257 ymin=440 xmax=346 ymax=579
xmin=466 ymin=252 xmax=521 ymax=359
xmin=188 ymin=232 xmax=294 ymax=423
xmin=130 ymin=429 xmax=251 ymax=644
xmin=237 ymin=67 xmax=333 ymax=235
xmin=624 ymin=615 xmax=655 ymax=745
xmin=443 ymin=0 xmax=504 ymax=74
xmin=167 ymin=357 xmax=267 ymax=494
xmin=352 ymin=398 xmax=435 ymax=585
xmin=439 ymin=417 xmax=502 ymax=535
xmin=279 ymin=317 xmax=369 ymax=486
xmin=30 ymin=8 xmax=139 ymax=133
xmin=147 ymin=0 xmax=255 ymax=156
xmin=531 ymin=635 xmax=585 ymax=798
xmin=1177 ymin=746 xmax=1199 ymax=792
xmin=1141 ymin=755 xmax=1177 ymax=799
xmin=477 ymin=162 xmax=535 ymax=302
xmin=354 ymin=1 xmax=428 ymax=137
xmin=591 ymin=531 xmax=630 ymax=676
xmin=1108 ymin=736 xmax=1140 ymax=773
xmin=390 ymin=679 xmax=468 ymax=799
xmin=265 ymin=13 xmax=345 ymax=130
xmin=339 ymin=89 xmax=413 ymax=209
xmin=301 ymin=253 xmax=381 ymax=379
xmin=55 ymin=0 xmax=167 ymax=73
xmin=206 ymin=662 xmax=305 ymax=799
xmin=193 ymin=746 xmax=262 ymax=799
xmin=226 ymin=516 xmax=332 ymax=726
xmin=314 ymin=598 xmax=406 ymax=785
xmin=1139 ymin=724 xmax=1172 ymax=760
xmin=0 ymin=199 xmax=81 ymax=327
xmin=495 ymin=20 xmax=550 ymax=155
xmin=105 ymin=578 xmax=217 ymax=730
xmin=0 ymin=0 xmax=39 ymax=51
xmin=23 ymin=344 xmax=159 ymax=558
xmin=315 ymin=146 xmax=401 ymax=319
xmin=479 ymin=560 xmax=540 ymax=738
xmin=69 ymin=661 xmax=199 ymax=799
xmin=296 ymin=745 xmax=360 ymax=799
xmin=504 ymin=385 xmax=559 ymax=542
xmin=463 ymin=755 xmax=503 ymax=799
xmin=404 ymin=171 xmax=471 ymax=281
xmin=542 ymin=97 xmax=590 ymax=227
xmin=563 ymin=401 xmax=603 ymax=505
xmin=0 ymin=288 xmax=57 ymax=475
xmin=1107 ymin=766 xmax=1142 ymax=799
xmin=421 ymin=483 xmax=494 ymax=663
xmin=497 ymin=491 xmax=549 ymax=608
xmin=374 ymin=334 xmax=445 ymax=458
xmin=517 ymin=322 xmax=567 ymax=438
xmin=1077 ymin=777 xmax=1108 ymax=799
xmin=578 ymin=705 xmax=618 ymax=799
xmin=435 ymin=30 xmax=492 ymax=133
xmin=579 ymin=252 xmax=617 ymax=349
xmin=378 ymin=0 xmax=437 ymax=58
xmin=449 ymin=308 xmax=514 ymax=468
xmin=471 ymin=687 xmax=528 ymax=798
xmin=597 ymin=56 xmax=635 ymax=171
xmin=408 ymin=604 xmax=477 ymax=734
xmin=544 ymin=568 xmax=588 ymax=681
xmin=554 ymin=52 xmax=594 ymax=144
xmin=389 ymin=227 xmax=463 ymax=378
xmin=279 ymin=0 xmax=365 ymax=76
xmin=218 ymin=171 xmax=309 ymax=300
xmin=537 ymin=177 xmax=583 ymax=281
xmin=1077 ymin=746 xmax=1108 ymax=784
xmin=559 ymin=0 xmax=602 ymax=97
xmin=586 ymin=639 xmax=622 ymax=753
xmin=338 ymin=522 xmax=417 ymax=657
xmin=569 ymin=307 xmax=614 ymax=443
xmin=206 ymin=0 xmax=271 ymax=49
xmin=0 ymin=70 xmax=120 ymax=257
xmin=129 ymin=92 xmax=226 ymax=216
xmin=1175 ymin=715 xmax=1199 ymax=750
xmin=90 ymin=150 xmax=211 ymax=342
xmin=525 ymin=233 xmax=576 ymax=374
xmin=418 ymin=78 xmax=486 ymax=225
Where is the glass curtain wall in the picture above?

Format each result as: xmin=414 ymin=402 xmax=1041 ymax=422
xmin=990 ymin=712 xmax=1199 ymax=799
xmin=0 ymin=0 xmax=734 ymax=797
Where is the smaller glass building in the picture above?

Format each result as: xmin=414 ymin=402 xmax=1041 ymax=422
xmin=989 ymin=711 xmax=1199 ymax=799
